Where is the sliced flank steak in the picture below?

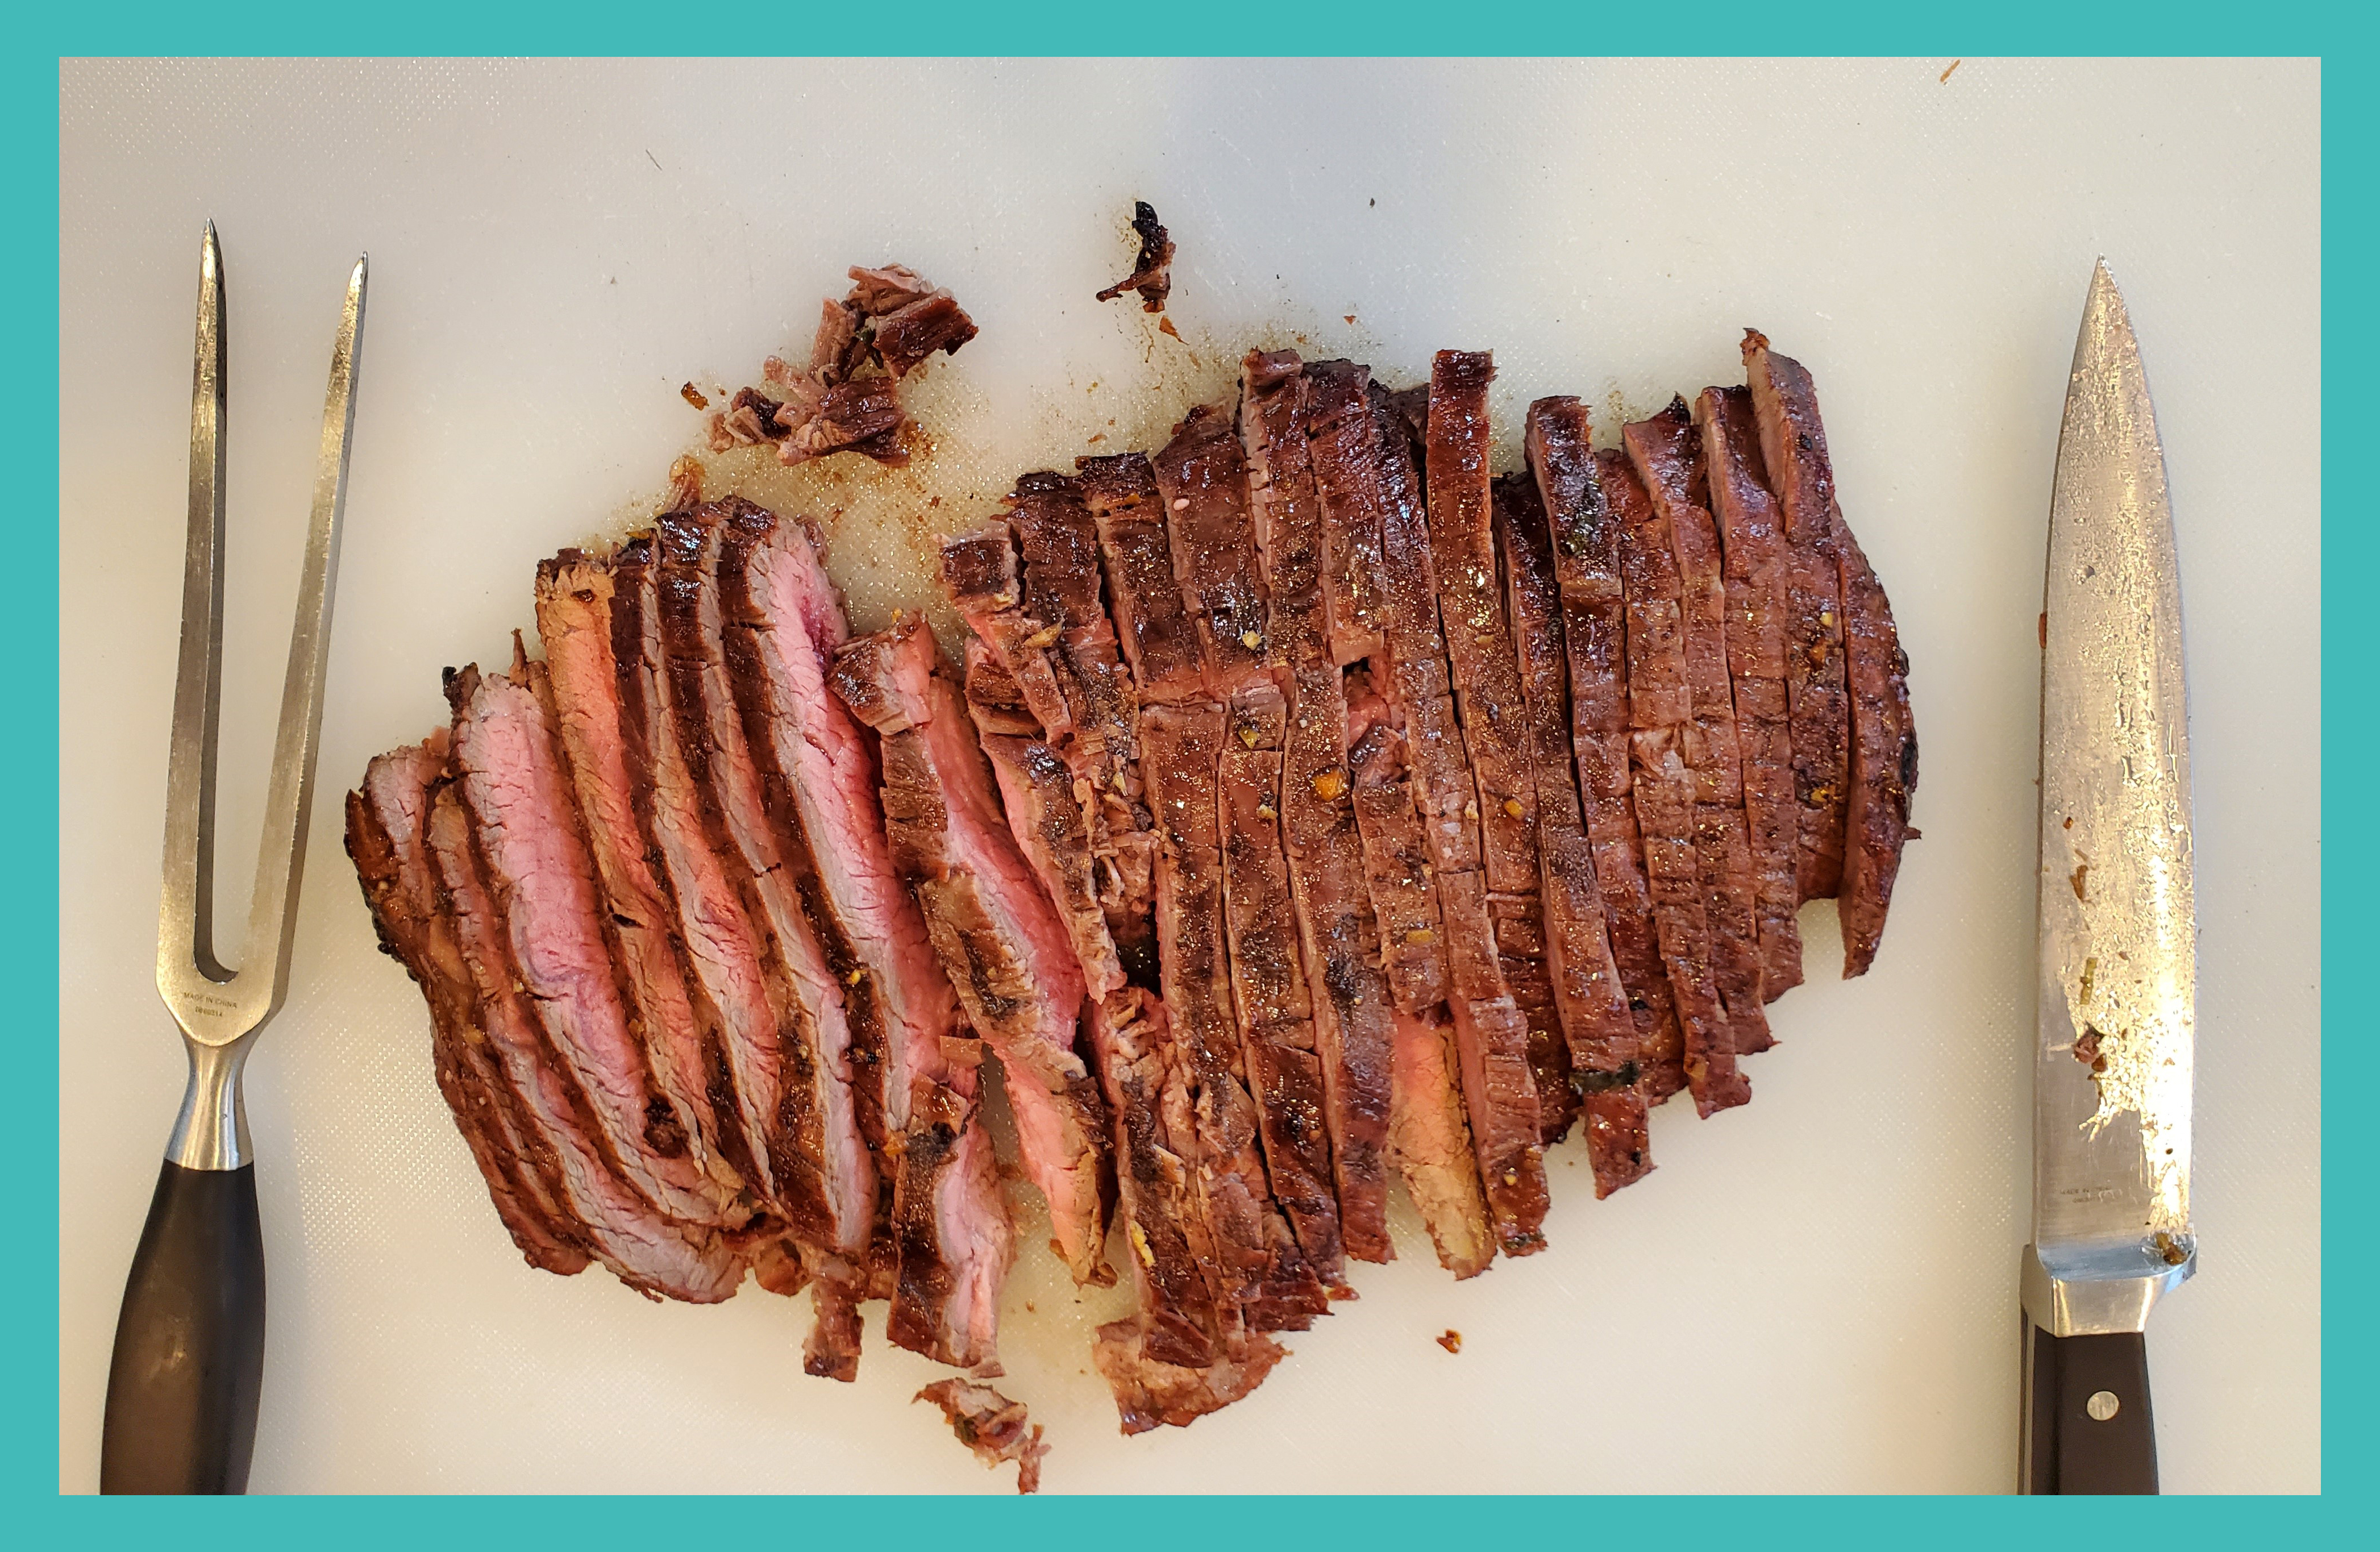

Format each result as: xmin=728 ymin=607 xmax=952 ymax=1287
xmin=1603 ymin=450 xmax=1752 ymax=1119
xmin=715 ymin=504 xmax=1010 ymax=1370
xmin=1242 ymin=348 xmax=1395 ymax=1265
xmin=1624 ymin=400 xmax=1773 ymax=1057
xmin=421 ymin=758 xmax=743 ymax=1303
xmin=1496 ymin=458 xmax=1654 ymax=1197
xmin=1693 ymin=385 xmax=1805 ymax=997
xmin=829 ymin=617 xmax=1116 ymax=1289
xmin=1425 ymin=351 xmax=1576 ymax=1147
xmin=347 ymin=734 xmax=593 ymax=1276
xmin=1528 ymin=402 xmax=1687 ymax=1106
xmin=1743 ymin=330 xmax=1851 ymax=904
xmin=443 ymin=652 xmax=747 ymax=1229
xmin=1836 ymin=523 xmax=1919 ymax=977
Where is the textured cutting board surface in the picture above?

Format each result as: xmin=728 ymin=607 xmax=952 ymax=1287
xmin=58 ymin=58 xmax=2319 ymax=1493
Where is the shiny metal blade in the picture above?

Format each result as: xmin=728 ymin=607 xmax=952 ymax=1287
xmin=2024 ymin=260 xmax=2196 ymax=1337
xmin=238 ymin=255 xmax=367 ymax=1022
xmin=157 ymin=223 xmax=231 ymax=996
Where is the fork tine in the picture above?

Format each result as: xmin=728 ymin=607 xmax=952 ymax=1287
xmin=157 ymin=222 xmax=231 ymax=995
xmin=238 ymin=255 xmax=367 ymax=1017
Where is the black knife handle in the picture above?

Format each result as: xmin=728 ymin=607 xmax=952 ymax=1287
xmin=100 ymin=1160 xmax=266 ymax=1494
xmin=2024 ymin=1324 xmax=2158 ymax=1494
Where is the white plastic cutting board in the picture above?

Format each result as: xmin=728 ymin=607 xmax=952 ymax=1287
xmin=58 ymin=58 xmax=2320 ymax=1494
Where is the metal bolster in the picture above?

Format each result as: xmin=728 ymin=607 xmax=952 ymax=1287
xmin=165 ymin=1034 xmax=255 ymax=1171
xmin=2021 ymin=1242 xmax=2196 ymax=1336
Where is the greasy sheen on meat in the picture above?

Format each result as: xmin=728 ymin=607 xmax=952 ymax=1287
xmin=1624 ymin=401 xmax=1774 ymax=1058
xmin=828 ymin=617 xmax=1117 ymax=1288
xmin=1743 ymin=329 xmax=1851 ymax=904
xmin=1693 ymin=386 xmax=1805 ymax=998
xmin=1242 ymin=348 xmax=1395 ymax=1265
xmin=1496 ymin=456 xmax=1654 ymax=1197
xmin=1604 ymin=450 xmax=1753 ymax=1119
xmin=1414 ymin=352 xmax=1552 ymax=1251
xmin=714 ymin=504 xmax=1008 ymax=1368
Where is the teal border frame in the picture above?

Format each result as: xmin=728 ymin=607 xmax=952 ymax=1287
xmin=25 ymin=9 xmax=2353 ymax=1530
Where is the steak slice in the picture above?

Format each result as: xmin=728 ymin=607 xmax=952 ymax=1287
xmin=1693 ymin=386 xmax=1805 ymax=997
xmin=1151 ymin=401 xmax=1270 ymax=693
xmin=1345 ymin=686 xmax=1450 ymax=1016
xmin=348 ymin=736 xmax=592 ymax=1275
xmin=1837 ymin=525 xmax=1919 ymax=976
xmin=1528 ymin=402 xmax=1687 ymax=1105
xmin=829 ymin=618 xmax=1116 ymax=1288
xmin=1139 ymin=700 xmax=1327 ymax=1329
xmin=421 ymin=774 xmax=743 ymax=1303
xmin=655 ymin=504 xmax=875 ymax=1376
xmin=1300 ymin=359 xmax=1392 ymax=666
xmin=715 ymin=505 xmax=1012 ymax=1366
xmin=443 ymin=654 xmax=745 ymax=1228
xmin=1604 ymin=452 xmax=1753 ymax=1119
xmin=1079 ymin=452 xmax=1206 ymax=708
xmin=1093 ymin=1320 xmax=1285 ymax=1436
xmin=1427 ymin=357 xmax=1574 ymax=1149
xmin=1218 ymin=684 xmax=1345 ymax=1284
xmin=958 ymin=639 xmax=1223 ymax=1367
xmin=533 ymin=555 xmax=749 ymax=1215
xmin=1496 ymin=457 xmax=1654 ymax=1197
xmin=1624 ymin=401 xmax=1774 ymax=1056
xmin=1410 ymin=353 xmax=1555 ymax=1239
xmin=1743 ymin=330 xmax=1851 ymax=902
xmin=1243 ymin=348 xmax=1394 ymax=1264
xmin=602 ymin=538 xmax=793 ymax=1239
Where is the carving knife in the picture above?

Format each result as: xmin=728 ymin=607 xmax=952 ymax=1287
xmin=2019 ymin=260 xmax=2196 ymax=1494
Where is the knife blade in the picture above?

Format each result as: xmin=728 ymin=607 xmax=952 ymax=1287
xmin=2019 ymin=259 xmax=2196 ymax=1495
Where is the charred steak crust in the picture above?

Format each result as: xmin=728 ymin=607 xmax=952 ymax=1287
xmin=1692 ymin=386 xmax=1807 ymax=998
xmin=1416 ymin=352 xmax=1554 ymax=1250
xmin=1095 ymin=199 xmax=1177 ymax=314
xmin=1743 ymin=329 xmax=1852 ymax=904
xmin=1496 ymin=453 xmax=1655 ymax=1197
xmin=1623 ymin=401 xmax=1774 ymax=1058
xmin=1603 ymin=448 xmax=1753 ymax=1120
xmin=1242 ymin=348 xmax=1395 ymax=1265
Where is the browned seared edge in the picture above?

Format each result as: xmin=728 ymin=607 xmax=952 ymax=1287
xmin=1837 ymin=523 xmax=1918 ymax=976
xmin=1624 ymin=401 xmax=1774 ymax=1058
xmin=1744 ymin=330 xmax=1851 ymax=904
xmin=1242 ymin=348 xmax=1395 ymax=1266
xmin=942 ymin=525 xmax=1228 ymax=1374
xmin=1308 ymin=355 xmax=1494 ymax=1277
xmin=1149 ymin=401 xmax=1339 ymax=1316
xmin=1415 ymin=352 xmax=1553 ymax=1250
xmin=654 ymin=503 xmax=875 ymax=1378
xmin=1694 ymin=386 xmax=1806 ymax=998
xmin=346 ymin=737 xmax=594 ymax=1276
xmin=1603 ymin=450 xmax=1753 ymax=1120
xmin=1496 ymin=455 xmax=1654 ymax=1197
xmin=827 ymin=619 xmax=1116 ymax=1292
xmin=1529 ymin=404 xmax=1688 ymax=1106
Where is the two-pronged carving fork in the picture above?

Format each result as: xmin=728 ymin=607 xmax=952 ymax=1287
xmin=99 ymin=225 xmax=366 ymax=1495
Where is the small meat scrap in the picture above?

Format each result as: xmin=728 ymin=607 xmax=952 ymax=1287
xmin=914 ymin=1379 xmax=1051 ymax=1494
xmin=1436 ymin=1329 xmax=1463 ymax=1354
xmin=1096 ymin=200 xmax=1176 ymax=313
xmin=707 ymin=263 xmax=976 ymax=467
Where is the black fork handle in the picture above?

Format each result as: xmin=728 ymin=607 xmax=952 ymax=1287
xmin=99 ymin=1160 xmax=265 ymax=1493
